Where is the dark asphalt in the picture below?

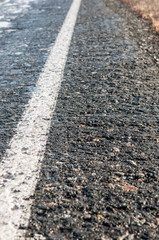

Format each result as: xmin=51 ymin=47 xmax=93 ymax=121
xmin=0 ymin=0 xmax=72 ymax=160
xmin=26 ymin=0 xmax=159 ymax=239
xmin=0 ymin=0 xmax=159 ymax=239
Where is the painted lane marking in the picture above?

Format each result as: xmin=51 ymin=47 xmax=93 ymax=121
xmin=0 ymin=0 xmax=10 ymax=6
xmin=0 ymin=0 xmax=81 ymax=239
xmin=0 ymin=21 xmax=11 ymax=28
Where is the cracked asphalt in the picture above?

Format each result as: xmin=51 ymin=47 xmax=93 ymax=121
xmin=0 ymin=0 xmax=159 ymax=239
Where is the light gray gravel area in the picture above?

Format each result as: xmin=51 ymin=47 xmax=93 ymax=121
xmin=26 ymin=0 xmax=159 ymax=239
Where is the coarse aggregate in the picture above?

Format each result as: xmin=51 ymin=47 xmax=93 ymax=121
xmin=0 ymin=0 xmax=72 ymax=160
xmin=27 ymin=0 xmax=159 ymax=239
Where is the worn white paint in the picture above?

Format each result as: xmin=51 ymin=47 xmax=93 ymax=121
xmin=0 ymin=0 xmax=81 ymax=239
xmin=0 ymin=21 xmax=11 ymax=28
xmin=0 ymin=0 xmax=39 ymax=31
xmin=0 ymin=0 xmax=37 ymax=14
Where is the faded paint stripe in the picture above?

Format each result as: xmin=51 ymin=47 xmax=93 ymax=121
xmin=0 ymin=0 xmax=81 ymax=239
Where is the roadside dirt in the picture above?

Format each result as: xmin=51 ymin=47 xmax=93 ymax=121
xmin=121 ymin=0 xmax=159 ymax=32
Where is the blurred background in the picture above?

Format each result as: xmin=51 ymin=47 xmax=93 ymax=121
xmin=121 ymin=0 xmax=159 ymax=32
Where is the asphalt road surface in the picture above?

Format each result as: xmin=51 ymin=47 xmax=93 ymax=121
xmin=0 ymin=0 xmax=159 ymax=239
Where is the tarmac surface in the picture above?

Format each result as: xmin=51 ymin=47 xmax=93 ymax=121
xmin=0 ymin=0 xmax=159 ymax=239
xmin=0 ymin=0 xmax=72 ymax=160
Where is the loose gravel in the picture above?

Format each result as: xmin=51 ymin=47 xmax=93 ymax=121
xmin=26 ymin=0 xmax=159 ymax=239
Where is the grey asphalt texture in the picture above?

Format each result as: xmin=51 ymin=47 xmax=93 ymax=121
xmin=0 ymin=0 xmax=159 ymax=239
xmin=0 ymin=0 xmax=72 ymax=160
xmin=26 ymin=0 xmax=159 ymax=239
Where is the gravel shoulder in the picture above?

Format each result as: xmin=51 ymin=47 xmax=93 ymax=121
xmin=120 ymin=0 xmax=159 ymax=32
xmin=27 ymin=0 xmax=159 ymax=239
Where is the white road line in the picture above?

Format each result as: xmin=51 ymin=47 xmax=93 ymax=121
xmin=0 ymin=0 xmax=38 ymax=15
xmin=0 ymin=0 xmax=81 ymax=239
xmin=0 ymin=0 xmax=10 ymax=6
